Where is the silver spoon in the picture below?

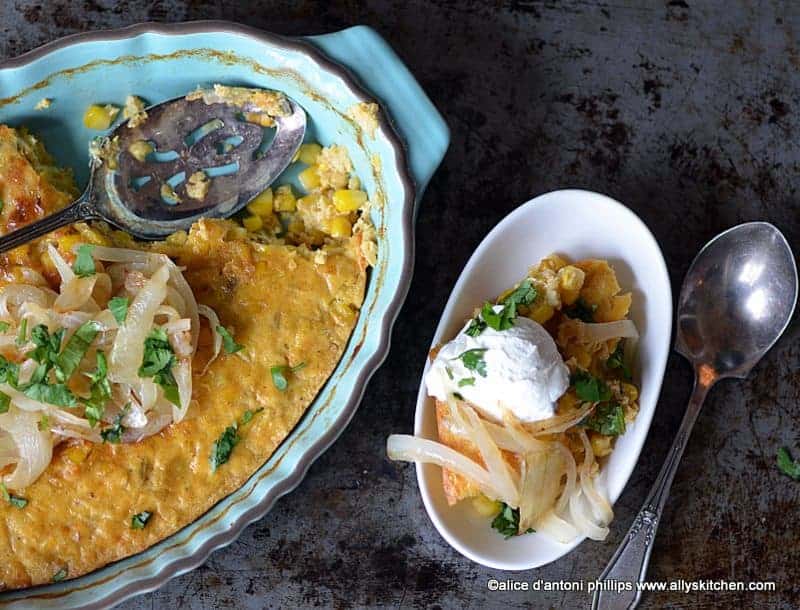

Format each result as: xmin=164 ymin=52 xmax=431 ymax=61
xmin=0 ymin=89 xmax=306 ymax=249
xmin=592 ymin=221 xmax=797 ymax=610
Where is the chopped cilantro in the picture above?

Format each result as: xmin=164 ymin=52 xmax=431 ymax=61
xmin=72 ymin=244 xmax=96 ymax=277
xmin=0 ymin=355 xmax=18 ymax=385
xmin=138 ymin=329 xmax=180 ymax=407
xmin=55 ymin=321 xmax=99 ymax=382
xmin=777 ymin=447 xmax=800 ymax=480
xmin=456 ymin=348 xmax=488 ymax=377
xmin=463 ymin=280 xmax=538 ymax=337
xmin=38 ymin=414 xmax=50 ymax=431
xmin=0 ymin=321 xmax=9 ymax=332
xmin=480 ymin=302 xmax=515 ymax=332
xmin=0 ymin=482 xmax=27 ymax=509
xmin=83 ymin=351 xmax=111 ymax=426
xmin=464 ymin=316 xmax=487 ymax=337
xmin=271 ymin=362 xmax=305 ymax=391
xmin=240 ymin=407 xmax=263 ymax=426
xmin=572 ymin=370 xmax=612 ymax=403
xmin=458 ymin=377 xmax=475 ymax=387
xmin=23 ymin=383 xmax=77 ymax=407
xmin=565 ymin=298 xmax=597 ymax=322
xmin=445 ymin=366 xmax=454 ymax=380
xmin=28 ymin=324 xmax=64 ymax=370
xmin=490 ymin=502 xmax=534 ymax=539
xmin=101 ymin=409 xmax=127 ymax=444
xmin=52 ymin=567 xmax=68 ymax=583
xmin=580 ymin=402 xmax=626 ymax=436
xmin=108 ymin=296 xmax=129 ymax=325
xmin=607 ymin=341 xmax=631 ymax=380
xmin=217 ymin=325 xmax=243 ymax=353
xmin=15 ymin=318 xmax=27 ymax=346
xmin=210 ymin=424 xmax=240 ymax=472
xmin=131 ymin=510 xmax=153 ymax=530
xmin=0 ymin=392 xmax=9 ymax=414
xmin=503 ymin=279 xmax=538 ymax=309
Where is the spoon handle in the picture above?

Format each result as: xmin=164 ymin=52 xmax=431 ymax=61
xmin=0 ymin=196 xmax=98 ymax=255
xmin=592 ymin=378 xmax=711 ymax=610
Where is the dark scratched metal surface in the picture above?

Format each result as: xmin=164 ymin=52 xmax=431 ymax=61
xmin=1 ymin=1 xmax=799 ymax=608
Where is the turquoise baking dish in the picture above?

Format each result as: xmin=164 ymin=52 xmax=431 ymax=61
xmin=0 ymin=21 xmax=448 ymax=608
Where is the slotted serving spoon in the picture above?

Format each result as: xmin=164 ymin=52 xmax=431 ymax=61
xmin=0 ymin=89 xmax=306 ymax=250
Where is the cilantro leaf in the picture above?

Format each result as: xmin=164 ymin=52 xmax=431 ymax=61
xmin=607 ymin=341 xmax=632 ymax=380
xmin=580 ymin=402 xmax=626 ymax=436
xmin=55 ymin=321 xmax=99 ymax=382
xmin=0 ymin=321 xmax=9 ymax=333
xmin=481 ymin=302 xmax=515 ymax=332
xmin=216 ymin=325 xmax=243 ymax=354
xmin=52 ymin=567 xmax=68 ymax=583
xmin=572 ymin=370 xmax=612 ymax=403
xmin=777 ymin=447 xmax=800 ymax=480
xmin=0 ymin=355 xmax=18 ymax=386
xmin=28 ymin=324 xmax=64 ymax=371
xmin=270 ymin=362 xmax=305 ymax=391
xmin=38 ymin=414 xmax=50 ymax=431
xmin=240 ymin=407 xmax=263 ymax=426
xmin=456 ymin=348 xmax=488 ymax=377
xmin=108 ymin=296 xmax=129 ymax=325
xmin=138 ymin=329 xmax=180 ymax=406
xmin=0 ymin=392 xmax=9 ymax=414
xmin=490 ymin=502 xmax=534 ymax=539
xmin=210 ymin=424 xmax=240 ymax=472
xmin=502 ymin=279 xmax=537 ymax=308
xmin=0 ymin=482 xmax=27 ymax=509
xmin=458 ymin=377 xmax=475 ymax=387
xmin=83 ymin=351 xmax=111 ymax=426
xmin=101 ymin=408 xmax=127 ymax=444
xmin=463 ymin=280 xmax=538 ymax=337
xmin=464 ymin=315 xmax=487 ymax=337
xmin=23 ymin=383 xmax=77 ymax=407
xmin=72 ymin=244 xmax=96 ymax=277
xmin=131 ymin=510 xmax=152 ymax=530
xmin=565 ymin=298 xmax=597 ymax=323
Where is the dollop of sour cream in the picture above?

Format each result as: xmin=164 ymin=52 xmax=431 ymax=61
xmin=425 ymin=312 xmax=570 ymax=423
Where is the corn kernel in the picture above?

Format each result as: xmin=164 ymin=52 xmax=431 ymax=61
xmin=333 ymin=189 xmax=367 ymax=212
xmin=83 ymin=104 xmax=120 ymax=130
xmin=273 ymin=185 xmax=296 ymax=212
xmin=127 ymin=140 xmax=153 ymax=163
xmin=65 ymin=445 xmax=91 ymax=464
xmin=243 ymin=111 xmax=274 ymax=127
xmin=472 ymin=494 xmax=502 ymax=517
xmin=539 ymin=254 xmax=569 ymax=272
xmin=622 ymin=382 xmax=639 ymax=402
xmin=527 ymin=299 xmax=554 ymax=324
xmin=247 ymin=188 xmax=273 ymax=216
xmin=296 ymin=142 xmax=322 ymax=165
xmin=590 ymin=434 xmax=613 ymax=458
xmin=557 ymin=265 xmax=586 ymax=305
xmin=573 ymin=347 xmax=591 ymax=369
xmin=328 ymin=215 xmax=352 ymax=238
xmin=298 ymin=166 xmax=321 ymax=190
xmin=242 ymin=215 xmax=263 ymax=232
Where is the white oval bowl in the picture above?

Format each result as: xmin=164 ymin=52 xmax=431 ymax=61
xmin=413 ymin=189 xmax=673 ymax=571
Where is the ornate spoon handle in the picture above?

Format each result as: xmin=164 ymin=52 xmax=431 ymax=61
xmin=592 ymin=378 xmax=711 ymax=610
xmin=0 ymin=195 xmax=98 ymax=254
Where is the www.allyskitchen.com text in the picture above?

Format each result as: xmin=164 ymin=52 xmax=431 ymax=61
xmin=487 ymin=578 xmax=777 ymax=594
